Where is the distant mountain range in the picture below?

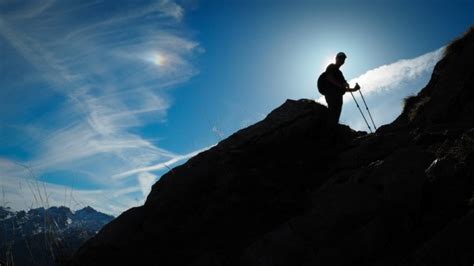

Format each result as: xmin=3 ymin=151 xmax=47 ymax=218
xmin=0 ymin=206 xmax=114 ymax=266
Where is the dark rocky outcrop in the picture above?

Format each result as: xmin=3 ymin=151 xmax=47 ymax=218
xmin=70 ymin=27 xmax=474 ymax=266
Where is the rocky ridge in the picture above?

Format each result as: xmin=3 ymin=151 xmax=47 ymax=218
xmin=70 ymin=27 xmax=474 ymax=266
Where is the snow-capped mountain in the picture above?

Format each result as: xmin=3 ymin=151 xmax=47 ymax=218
xmin=0 ymin=206 xmax=114 ymax=266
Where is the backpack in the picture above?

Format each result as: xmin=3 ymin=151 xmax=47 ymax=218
xmin=317 ymin=72 xmax=328 ymax=95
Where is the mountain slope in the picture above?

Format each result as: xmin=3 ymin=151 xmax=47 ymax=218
xmin=70 ymin=27 xmax=474 ymax=266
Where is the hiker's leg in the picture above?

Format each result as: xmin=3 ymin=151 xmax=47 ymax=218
xmin=325 ymin=94 xmax=342 ymax=124
xmin=333 ymin=96 xmax=343 ymax=123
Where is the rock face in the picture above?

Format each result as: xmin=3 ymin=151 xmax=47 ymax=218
xmin=70 ymin=27 xmax=474 ymax=266
xmin=0 ymin=206 xmax=114 ymax=266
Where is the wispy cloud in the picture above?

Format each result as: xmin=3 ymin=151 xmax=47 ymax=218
xmin=0 ymin=0 xmax=204 ymax=215
xmin=5 ymin=0 xmax=56 ymax=19
xmin=0 ymin=157 xmax=143 ymax=215
xmin=113 ymin=144 xmax=214 ymax=179
xmin=347 ymin=47 xmax=445 ymax=96
xmin=137 ymin=172 xmax=158 ymax=197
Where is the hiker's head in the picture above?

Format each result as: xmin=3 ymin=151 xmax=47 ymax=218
xmin=335 ymin=52 xmax=346 ymax=66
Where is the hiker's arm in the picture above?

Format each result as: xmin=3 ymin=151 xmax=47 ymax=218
xmin=346 ymin=83 xmax=361 ymax=92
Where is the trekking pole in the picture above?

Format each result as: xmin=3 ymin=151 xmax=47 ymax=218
xmin=349 ymin=91 xmax=372 ymax=133
xmin=358 ymin=89 xmax=377 ymax=130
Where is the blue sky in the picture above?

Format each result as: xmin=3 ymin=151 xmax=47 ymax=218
xmin=1 ymin=0 xmax=473 ymax=215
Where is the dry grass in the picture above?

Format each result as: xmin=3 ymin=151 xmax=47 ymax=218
xmin=402 ymin=94 xmax=417 ymax=112
xmin=444 ymin=26 xmax=474 ymax=57
xmin=401 ymin=93 xmax=432 ymax=123
xmin=1 ymin=164 xmax=82 ymax=266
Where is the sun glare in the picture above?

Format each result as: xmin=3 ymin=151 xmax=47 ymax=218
xmin=323 ymin=55 xmax=334 ymax=70
xmin=154 ymin=53 xmax=166 ymax=66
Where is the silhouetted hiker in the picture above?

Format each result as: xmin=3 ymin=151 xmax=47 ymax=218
xmin=318 ymin=52 xmax=360 ymax=124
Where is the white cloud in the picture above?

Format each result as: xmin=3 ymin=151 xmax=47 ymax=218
xmin=137 ymin=172 xmax=158 ymax=197
xmin=347 ymin=47 xmax=445 ymax=95
xmin=63 ymin=1 xmax=185 ymax=41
